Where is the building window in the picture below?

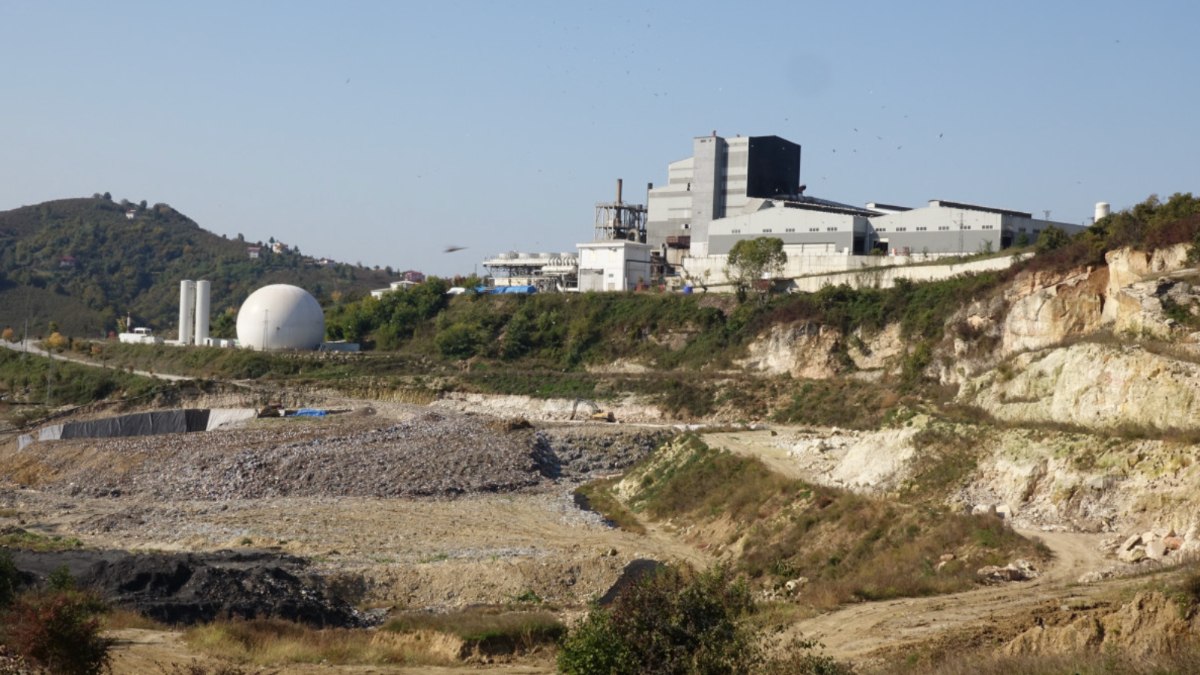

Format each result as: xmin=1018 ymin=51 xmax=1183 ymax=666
xmin=785 ymin=228 xmax=795 ymax=233
xmin=809 ymin=227 xmax=820 ymax=232
xmin=982 ymin=225 xmax=994 ymax=230
xmin=1018 ymin=227 xmax=1026 ymax=233
xmin=762 ymin=228 xmax=772 ymax=233
xmin=896 ymin=227 xmax=907 ymax=232
xmin=731 ymin=229 xmax=741 ymax=234
xmin=960 ymin=225 xmax=969 ymax=230
xmin=876 ymin=227 xmax=886 ymax=232
xmin=938 ymin=226 xmax=949 ymax=231
xmin=916 ymin=226 xmax=927 ymax=231
xmin=827 ymin=227 xmax=837 ymax=231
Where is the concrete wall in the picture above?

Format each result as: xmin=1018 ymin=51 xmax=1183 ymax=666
xmin=682 ymin=251 xmax=1029 ymax=290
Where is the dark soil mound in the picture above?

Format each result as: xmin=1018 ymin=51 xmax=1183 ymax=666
xmin=9 ymin=548 xmax=362 ymax=627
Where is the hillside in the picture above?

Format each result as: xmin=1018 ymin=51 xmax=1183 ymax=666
xmin=0 ymin=196 xmax=397 ymax=338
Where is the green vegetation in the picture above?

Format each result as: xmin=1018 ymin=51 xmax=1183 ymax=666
xmin=1023 ymin=192 xmax=1200 ymax=275
xmin=618 ymin=437 xmax=1043 ymax=609
xmin=0 ymin=348 xmax=159 ymax=410
xmin=0 ymin=564 xmax=113 ymax=675
xmin=574 ymin=478 xmax=647 ymax=534
xmin=0 ymin=196 xmax=396 ymax=338
xmin=558 ymin=565 xmax=760 ymax=675
xmin=0 ymin=529 xmax=84 ymax=552
xmin=725 ymin=236 xmax=787 ymax=301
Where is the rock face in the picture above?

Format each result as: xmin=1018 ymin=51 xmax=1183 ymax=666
xmin=738 ymin=322 xmax=844 ymax=379
xmin=1000 ymin=268 xmax=1106 ymax=355
xmin=738 ymin=322 xmax=904 ymax=379
xmin=1103 ymin=244 xmax=1192 ymax=329
xmin=963 ymin=342 xmax=1200 ymax=432
xmin=1005 ymin=592 xmax=1199 ymax=658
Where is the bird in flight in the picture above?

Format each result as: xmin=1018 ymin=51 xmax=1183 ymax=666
xmin=444 ymin=245 xmax=467 ymax=253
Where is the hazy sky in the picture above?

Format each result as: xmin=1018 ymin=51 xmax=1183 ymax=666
xmin=2 ymin=1 xmax=1197 ymax=276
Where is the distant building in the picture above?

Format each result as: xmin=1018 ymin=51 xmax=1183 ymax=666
xmin=271 ymin=241 xmax=289 ymax=254
xmin=124 ymin=209 xmax=136 ymax=220
xmin=577 ymin=241 xmax=652 ymax=292
xmin=58 ymin=255 xmax=77 ymax=269
xmin=247 ymin=246 xmax=262 ymax=259
xmin=370 ymin=279 xmax=423 ymax=299
xmin=400 ymin=270 xmax=426 ymax=283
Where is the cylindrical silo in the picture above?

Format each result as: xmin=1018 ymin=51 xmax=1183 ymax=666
xmin=194 ymin=280 xmax=211 ymax=346
xmin=1094 ymin=202 xmax=1110 ymax=223
xmin=178 ymin=280 xmax=195 ymax=345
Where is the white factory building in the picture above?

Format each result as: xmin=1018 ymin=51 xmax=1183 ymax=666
xmin=478 ymin=132 xmax=1092 ymax=292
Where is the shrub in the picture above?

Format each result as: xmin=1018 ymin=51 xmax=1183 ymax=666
xmin=1 ymin=590 xmax=112 ymax=675
xmin=558 ymin=564 xmax=759 ymax=675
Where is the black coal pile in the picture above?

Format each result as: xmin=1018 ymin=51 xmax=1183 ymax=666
xmin=9 ymin=549 xmax=363 ymax=627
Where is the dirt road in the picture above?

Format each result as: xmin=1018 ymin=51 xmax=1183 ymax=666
xmin=785 ymin=529 xmax=1113 ymax=661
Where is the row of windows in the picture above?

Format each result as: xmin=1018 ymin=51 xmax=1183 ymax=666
xmin=723 ymin=224 xmax=1039 ymax=237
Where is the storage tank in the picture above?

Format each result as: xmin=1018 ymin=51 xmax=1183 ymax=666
xmin=194 ymin=280 xmax=211 ymax=346
xmin=178 ymin=280 xmax=195 ymax=345
xmin=235 ymin=284 xmax=325 ymax=351
xmin=1094 ymin=202 xmax=1110 ymax=223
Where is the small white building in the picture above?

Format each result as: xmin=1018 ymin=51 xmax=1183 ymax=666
xmin=118 ymin=327 xmax=163 ymax=345
xmin=577 ymin=241 xmax=653 ymax=292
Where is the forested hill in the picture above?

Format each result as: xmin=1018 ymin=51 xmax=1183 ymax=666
xmin=0 ymin=196 xmax=396 ymax=338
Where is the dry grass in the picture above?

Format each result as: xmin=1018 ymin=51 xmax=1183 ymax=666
xmin=184 ymin=619 xmax=440 ymax=666
xmin=183 ymin=609 xmax=564 ymax=667
xmin=382 ymin=608 xmax=565 ymax=655
xmin=622 ymin=437 xmax=1045 ymax=611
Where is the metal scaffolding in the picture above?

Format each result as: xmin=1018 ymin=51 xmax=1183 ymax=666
xmin=594 ymin=178 xmax=647 ymax=243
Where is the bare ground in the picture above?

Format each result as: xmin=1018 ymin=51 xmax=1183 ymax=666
xmin=0 ymin=406 xmax=1155 ymax=672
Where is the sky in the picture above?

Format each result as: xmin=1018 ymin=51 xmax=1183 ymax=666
xmin=1 ymin=1 xmax=1198 ymax=277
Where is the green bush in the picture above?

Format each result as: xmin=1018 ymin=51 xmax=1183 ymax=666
xmin=558 ymin=565 xmax=758 ymax=675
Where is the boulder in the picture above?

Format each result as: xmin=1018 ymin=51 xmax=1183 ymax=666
xmin=1119 ymin=546 xmax=1147 ymax=564
xmin=1120 ymin=534 xmax=1142 ymax=552
xmin=1145 ymin=540 xmax=1168 ymax=560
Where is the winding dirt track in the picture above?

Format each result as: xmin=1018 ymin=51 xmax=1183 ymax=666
xmin=702 ymin=428 xmax=1123 ymax=661
xmin=785 ymin=529 xmax=1112 ymax=661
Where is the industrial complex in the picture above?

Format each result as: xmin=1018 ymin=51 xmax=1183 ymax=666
xmin=480 ymin=132 xmax=1092 ymax=292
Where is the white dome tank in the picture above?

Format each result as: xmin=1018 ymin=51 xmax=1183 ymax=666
xmin=236 ymin=284 xmax=325 ymax=351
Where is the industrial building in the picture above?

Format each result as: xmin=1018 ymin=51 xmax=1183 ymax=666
xmin=647 ymin=132 xmax=1088 ymax=266
xmin=477 ymin=131 xmax=1091 ymax=292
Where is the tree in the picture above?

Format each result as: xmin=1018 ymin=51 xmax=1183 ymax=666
xmin=1036 ymin=225 xmax=1071 ymax=253
xmin=725 ymin=237 xmax=787 ymax=302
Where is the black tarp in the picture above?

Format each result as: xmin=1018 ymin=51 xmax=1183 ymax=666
xmin=57 ymin=409 xmax=211 ymax=440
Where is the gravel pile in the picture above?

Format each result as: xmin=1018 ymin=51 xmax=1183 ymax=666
xmin=13 ymin=412 xmax=671 ymax=501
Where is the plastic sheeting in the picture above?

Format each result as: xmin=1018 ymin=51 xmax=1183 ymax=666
xmin=57 ymin=410 xmax=209 ymax=439
xmin=205 ymin=408 xmax=257 ymax=431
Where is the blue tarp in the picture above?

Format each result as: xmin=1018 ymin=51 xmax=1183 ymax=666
xmin=475 ymin=285 xmax=538 ymax=295
xmin=293 ymin=409 xmax=328 ymax=417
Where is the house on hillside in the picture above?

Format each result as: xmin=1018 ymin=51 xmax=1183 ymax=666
xmin=247 ymin=246 xmax=262 ymax=259
xmin=59 ymin=256 xmax=77 ymax=269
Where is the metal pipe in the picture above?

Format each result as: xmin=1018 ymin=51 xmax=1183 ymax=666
xmin=616 ymin=178 xmax=623 ymax=205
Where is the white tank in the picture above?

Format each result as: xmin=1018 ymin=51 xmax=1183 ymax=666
xmin=1094 ymin=202 xmax=1110 ymax=223
xmin=194 ymin=280 xmax=211 ymax=346
xmin=236 ymin=284 xmax=325 ymax=351
xmin=179 ymin=280 xmax=195 ymax=345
